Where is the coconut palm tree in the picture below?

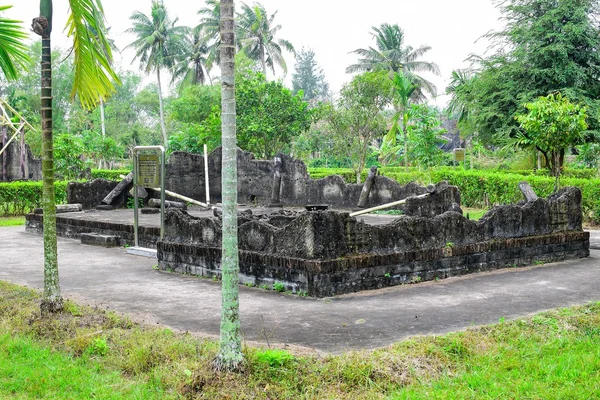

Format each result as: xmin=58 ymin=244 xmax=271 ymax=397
xmin=197 ymin=0 xmax=221 ymax=69
xmin=386 ymin=71 xmax=417 ymax=172
xmin=172 ymin=28 xmax=212 ymax=90
xmin=0 ymin=5 xmax=29 ymax=81
xmin=347 ymin=23 xmax=440 ymax=102
xmin=31 ymin=0 xmax=119 ymax=313
xmin=126 ymin=1 xmax=187 ymax=148
xmin=237 ymin=2 xmax=295 ymax=77
xmin=212 ymin=0 xmax=244 ymax=373
xmin=446 ymin=68 xmax=474 ymax=124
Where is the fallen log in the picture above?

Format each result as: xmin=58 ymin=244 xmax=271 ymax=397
xmin=148 ymin=198 xmax=187 ymax=210
xmin=150 ymin=188 xmax=208 ymax=208
xmin=101 ymin=172 xmax=133 ymax=205
xmin=349 ymin=193 xmax=431 ymax=217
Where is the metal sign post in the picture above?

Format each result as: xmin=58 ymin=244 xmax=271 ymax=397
xmin=129 ymin=146 xmax=165 ymax=256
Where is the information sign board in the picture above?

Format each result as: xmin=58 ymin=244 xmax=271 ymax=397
xmin=138 ymin=154 xmax=159 ymax=188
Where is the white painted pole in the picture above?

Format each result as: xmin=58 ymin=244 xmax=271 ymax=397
xmin=349 ymin=193 xmax=430 ymax=217
xmin=204 ymin=144 xmax=210 ymax=205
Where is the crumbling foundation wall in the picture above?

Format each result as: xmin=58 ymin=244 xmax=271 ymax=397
xmin=157 ymin=186 xmax=589 ymax=297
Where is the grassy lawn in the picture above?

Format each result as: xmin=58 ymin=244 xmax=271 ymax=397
xmin=0 ymin=280 xmax=599 ymax=399
xmin=0 ymin=216 xmax=25 ymax=227
xmin=463 ymin=207 xmax=488 ymax=220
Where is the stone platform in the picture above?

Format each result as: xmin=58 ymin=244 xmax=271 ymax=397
xmin=24 ymin=206 xmax=398 ymax=249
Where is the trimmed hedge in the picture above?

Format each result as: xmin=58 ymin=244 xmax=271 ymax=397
xmin=0 ymin=181 xmax=68 ymax=216
xmin=91 ymin=169 xmax=130 ymax=181
xmin=308 ymin=167 xmax=600 ymax=224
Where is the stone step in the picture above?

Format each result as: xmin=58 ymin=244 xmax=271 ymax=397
xmin=126 ymin=246 xmax=157 ymax=259
xmin=81 ymin=233 xmax=119 ymax=247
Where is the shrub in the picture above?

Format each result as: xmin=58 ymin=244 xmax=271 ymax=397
xmin=91 ymin=169 xmax=130 ymax=181
xmin=0 ymin=181 xmax=68 ymax=216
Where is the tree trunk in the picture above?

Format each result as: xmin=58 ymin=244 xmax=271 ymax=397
xmin=36 ymin=1 xmax=63 ymax=314
xmin=260 ymin=43 xmax=267 ymax=78
xmin=403 ymin=123 xmax=408 ymax=173
xmin=213 ymin=0 xmax=244 ymax=372
xmin=156 ymin=69 xmax=168 ymax=149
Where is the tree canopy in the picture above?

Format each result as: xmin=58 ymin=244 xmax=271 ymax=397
xmin=452 ymin=0 xmax=600 ymax=144
xmin=347 ymin=23 xmax=440 ymax=102
xmin=291 ymin=48 xmax=330 ymax=103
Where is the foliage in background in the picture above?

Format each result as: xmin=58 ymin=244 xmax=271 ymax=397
xmin=126 ymin=0 xmax=188 ymax=148
xmin=385 ymin=71 xmax=416 ymax=171
xmin=346 ymin=23 xmax=440 ymax=102
xmin=406 ymin=104 xmax=446 ymax=169
xmin=236 ymin=71 xmax=311 ymax=158
xmin=168 ymin=84 xmax=222 ymax=153
xmin=91 ymin=169 xmax=130 ymax=181
xmin=53 ymin=134 xmax=88 ymax=180
xmin=451 ymin=0 xmax=600 ymax=145
xmin=326 ymin=72 xmax=391 ymax=183
xmin=237 ymin=2 xmax=295 ymax=77
xmin=291 ymin=48 xmax=330 ymax=103
xmin=516 ymin=93 xmax=588 ymax=180
xmin=0 ymin=181 xmax=67 ymax=216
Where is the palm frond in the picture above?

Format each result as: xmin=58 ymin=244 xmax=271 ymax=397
xmin=66 ymin=0 xmax=120 ymax=109
xmin=0 ymin=5 xmax=30 ymax=81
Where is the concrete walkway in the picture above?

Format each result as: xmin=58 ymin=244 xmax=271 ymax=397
xmin=2 ymin=226 xmax=600 ymax=354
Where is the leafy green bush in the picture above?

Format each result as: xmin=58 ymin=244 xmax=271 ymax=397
xmin=0 ymin=181 xmax=68 ymax=216
xmin=91 ymin=169 xmax=130 ymax=181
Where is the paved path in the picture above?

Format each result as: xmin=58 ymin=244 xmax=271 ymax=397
xmin=2 ymin=226 xmax=600 ymax=354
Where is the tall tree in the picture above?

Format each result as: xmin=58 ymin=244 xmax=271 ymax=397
xmin=385 ymin=71 xmax=417 ymax=171
xmin=346 ymin=23 xmax=439 ymax=102
xmin=197 ymin=0 xmax=221 ymax=70
xmin=126 ymin=0 xmax=187 ymax=148
xmin=237 ymin=2 xmax=295 ymax=77
xmin=454 ymin=0 xmax=600 ymax=145
xmin=0 ymin=5 xmax=30 ymax=81
xmin=213 ymin=0 xmax=244 ymax=372
xmin=328 ymin=72 xmax=391 ymax=183
xmin=31 ymin=0 xmax=119 ymax=313
xmin=291 ymin=48 xmax=330 ymax=103
xmin=516 ymin=93 xmax=588 ymax=180
xmin=172 ymin=28 xmax=212 ymax=90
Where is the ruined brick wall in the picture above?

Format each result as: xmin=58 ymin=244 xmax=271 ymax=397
xmin=158 ymin=231 xmax=589 ymax=297
xmin=67 ymin=179 xmax=121 ymax=210
xmin=163 ymin=149 xmax=460 ymax=212
xmin=158 ymin=186 xmax=588 ymax=296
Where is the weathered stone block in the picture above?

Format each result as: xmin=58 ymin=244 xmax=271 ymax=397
xmin=81 ymin=232 xmax=119 ymax=247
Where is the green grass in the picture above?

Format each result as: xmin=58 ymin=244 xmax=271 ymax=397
xmin=0 ymin=216 xmax=25 ymax=227
xmin=463 ymin=207 xmax=488 ymax=221
xmin=0 ymin=333 xmax=167 ymax=399
xmin=0 ymin=280 xmax=599 ymax=399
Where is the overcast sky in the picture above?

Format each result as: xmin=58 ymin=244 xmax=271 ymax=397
xmin=11 ymin=0 xmax=502 ymax=106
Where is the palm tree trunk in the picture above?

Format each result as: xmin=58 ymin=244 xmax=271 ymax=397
xmin=403 ymin=124 xmax=408 ymax=173
xmin=36 ymin=1 xmax=63 ymax=314
xmin=260 ymin=44 xmax=267 ymax=78
xmin=156 ymin=69 xmax=168 ymax=148
xmin=213 ymin=0 xmax=244 ymax=372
